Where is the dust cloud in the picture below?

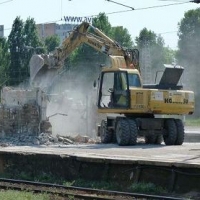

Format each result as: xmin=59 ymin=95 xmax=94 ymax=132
xmin=45 ymin=66 xmax=99 ymax=139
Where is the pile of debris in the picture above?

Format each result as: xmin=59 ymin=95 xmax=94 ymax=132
xmin=0 ymin=132 xmax=99 ymax=147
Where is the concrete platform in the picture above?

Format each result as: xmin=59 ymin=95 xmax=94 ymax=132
xmin=0 ymin=142 xmax=199 ymax=168
xmin=0 ymin=142 xmax=199 ymax=194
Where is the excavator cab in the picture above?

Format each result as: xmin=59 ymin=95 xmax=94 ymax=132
xmin=98 ymin=71 xmax=129 ymax=108
xmin=97 ymin=69 xmax=142 ymax=109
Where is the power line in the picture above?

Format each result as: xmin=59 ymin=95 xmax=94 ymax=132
xmin=99 ymin=1 xmax=190 ymax=16
xmin=1 ymin=1 xmax=192 ymax=33
xmin=83 ymin=1 xmax=190 ymax=18
xmin=159 ymin=31 xmax=178 ymax=34
xmin=135 ymin=1 xmax=190 ymax=10
xmin=0 ymin=0 xmax=13 ymax=5
xmin=105 ymin=0 xmax=134 ymax=10
xmin=160 ymin=0 xmax=200 ymax=3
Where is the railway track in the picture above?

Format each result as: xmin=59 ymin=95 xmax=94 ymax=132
xmin=0 ymin=178 xmax=183 ymax=200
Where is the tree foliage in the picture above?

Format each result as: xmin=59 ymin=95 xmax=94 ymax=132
xmin=92 ymin=13 xmax=112 ymax=36
xmin=7 ymin=17 xmax=43 ymax=86
xmin=177 ymin=8 xmax=200 ymax=117
xmin=8 ymin=17 xmax=24 ymax=85
xmin=0 ymin=37 xmax=10 ymax=86
xmin=136 ymin=28 xmax=158 ymax=48
xmin=45 ymin=35 xmax=60 ymax=53
xmin=111 ymin=26 xmax=133 ymax=48
xmin=135 ymin=28 xmax=167 ymax=71
xmin=177 ymin=8 xmax=200 ymax=66
xmin=135 ymin=28 xmax=176 ymax=83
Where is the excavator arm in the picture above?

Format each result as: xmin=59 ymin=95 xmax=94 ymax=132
xmin=29 ymin=22 xmax=139 ymax=87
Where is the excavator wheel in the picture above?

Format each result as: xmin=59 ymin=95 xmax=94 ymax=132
xmin=174 ymin=119 xmax=185 ymax=145
xmin=163 ymin=119 xmax=177 ymax=145
xmin=127 ymin=119 xmax=138 ymax=145
xmin=100 ymin=120 xmax=112 ymax=143
xmin=115 ymin=118 xmax=130 ymax=146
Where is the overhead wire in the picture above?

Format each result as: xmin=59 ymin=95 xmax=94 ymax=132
xmin=1 ymin=1 xmax=192 ymax=35
xmin=105 ymin=0 xmax=134 ymax=10
xmin=0 ymin=0 xmax=13 ymax=5
xmin=82 ymin=1 xmax=191 ymax=19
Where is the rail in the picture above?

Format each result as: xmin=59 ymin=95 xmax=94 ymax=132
xmin=0 ymin=178 xmax=183 ymax=200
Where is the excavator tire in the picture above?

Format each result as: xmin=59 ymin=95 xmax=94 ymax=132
xmin=116 ymin=118 xmax=130 ymax=146
xmin=127 ymin=119 xmax=138 ymax=145
xmin=163 ymin=119 xmax=177 ymax=145
xmin=145 ymin=135 xmax=156 ymax=144
xmin=174 ymin=119 xmax=185 ymax=145
xmin=100 ymin=120 xmax=112 ymax=143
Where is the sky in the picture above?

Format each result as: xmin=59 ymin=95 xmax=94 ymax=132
xmin=0 ymin=0 xmax=199 ymax=49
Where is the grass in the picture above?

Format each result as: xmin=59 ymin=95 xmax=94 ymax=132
xmin=0 ymin=190 xmax=75 ymax=200
xmin=129 ymin=182 xmax=167 ymax=194
xmin=0 ymin=179 xmax=168 ymax=199
xmin=64 ymin=179 xmax=122 ymax=191
xmin=185 ymin=118 xmax=200 ymax=126
xmin=64 ymin=179 xmax=167 ymax=195
xmin=0 ymin=190 xmax=50 ymax=200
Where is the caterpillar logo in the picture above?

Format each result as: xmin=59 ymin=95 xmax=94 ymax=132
xmin=164 ymin=98 xmax=188 ymax=104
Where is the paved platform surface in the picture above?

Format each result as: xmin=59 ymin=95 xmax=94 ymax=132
xmin=0 ymin=142 xmax=199 ymax=168
xmin=0 ymin=127 xmax=199 ymax=168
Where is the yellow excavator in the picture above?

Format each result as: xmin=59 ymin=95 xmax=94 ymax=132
xmin=29 ymin=22 xmax=195 ymax=146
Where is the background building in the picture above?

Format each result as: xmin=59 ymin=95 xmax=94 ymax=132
xmin=37 ymin=23 xmax=76 ymax=44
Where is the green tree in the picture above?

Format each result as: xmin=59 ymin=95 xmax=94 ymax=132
xmin=22 ymin=17 xmax=44 ymax=80
xmin=45 ymin=35 xmax=60 ymax=53
xmin=8 ymin=17 xmax=43 ymax=86
xmin=0 ymin=37 xmax=10 ymax=87
xmin=92 ymin=12 xmax=112 ymax=36
xmin=111 ymin=26 xmax=133 ymax=48
xmin=8 ymin=16 xmax=24 ymax=85
xmin=135 ymin=28 xmax=168 ymax=83
xmin=163 ymin=47 xmax=176 ymax=64
xmin=177 ymin=8 xmax=200 ymax=65
xmin=177 ymin=8 xmax=200 ymax=117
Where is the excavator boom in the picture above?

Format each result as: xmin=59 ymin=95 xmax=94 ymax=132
xmin=29 ymin=22 xmax=139 ymax=87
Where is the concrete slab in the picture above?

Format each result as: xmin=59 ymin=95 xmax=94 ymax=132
xmin=0 ymin=143 xmax=199 ymax=168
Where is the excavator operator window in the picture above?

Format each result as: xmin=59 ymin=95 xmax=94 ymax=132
xmin=128 ymin=73 xmax=141 ymax=87
xmin=98 ymin=71 xmax=130 ymax=109
xmin=98 ymin=72 xmax=114 ymax=108
xmin=113 ymin=72 xmax=130 ymax=108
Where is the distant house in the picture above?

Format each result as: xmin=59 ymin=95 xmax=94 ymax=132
xmin=36 ymin=23 xmax=76 ymax=45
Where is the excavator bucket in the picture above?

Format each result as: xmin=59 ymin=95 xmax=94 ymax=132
xmin=29 ymin=54 xmax=59 ymax=89
xmin=28 ymin=22 xmax=90 ymax=88
xmin=29 ymin=54 xmax=45 ymax=84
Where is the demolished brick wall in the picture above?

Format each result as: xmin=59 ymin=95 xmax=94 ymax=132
xmin=0 ymin=104 xmax=39 ymax=137
xmin=0 ymin=87 xmax=50 ymax=137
